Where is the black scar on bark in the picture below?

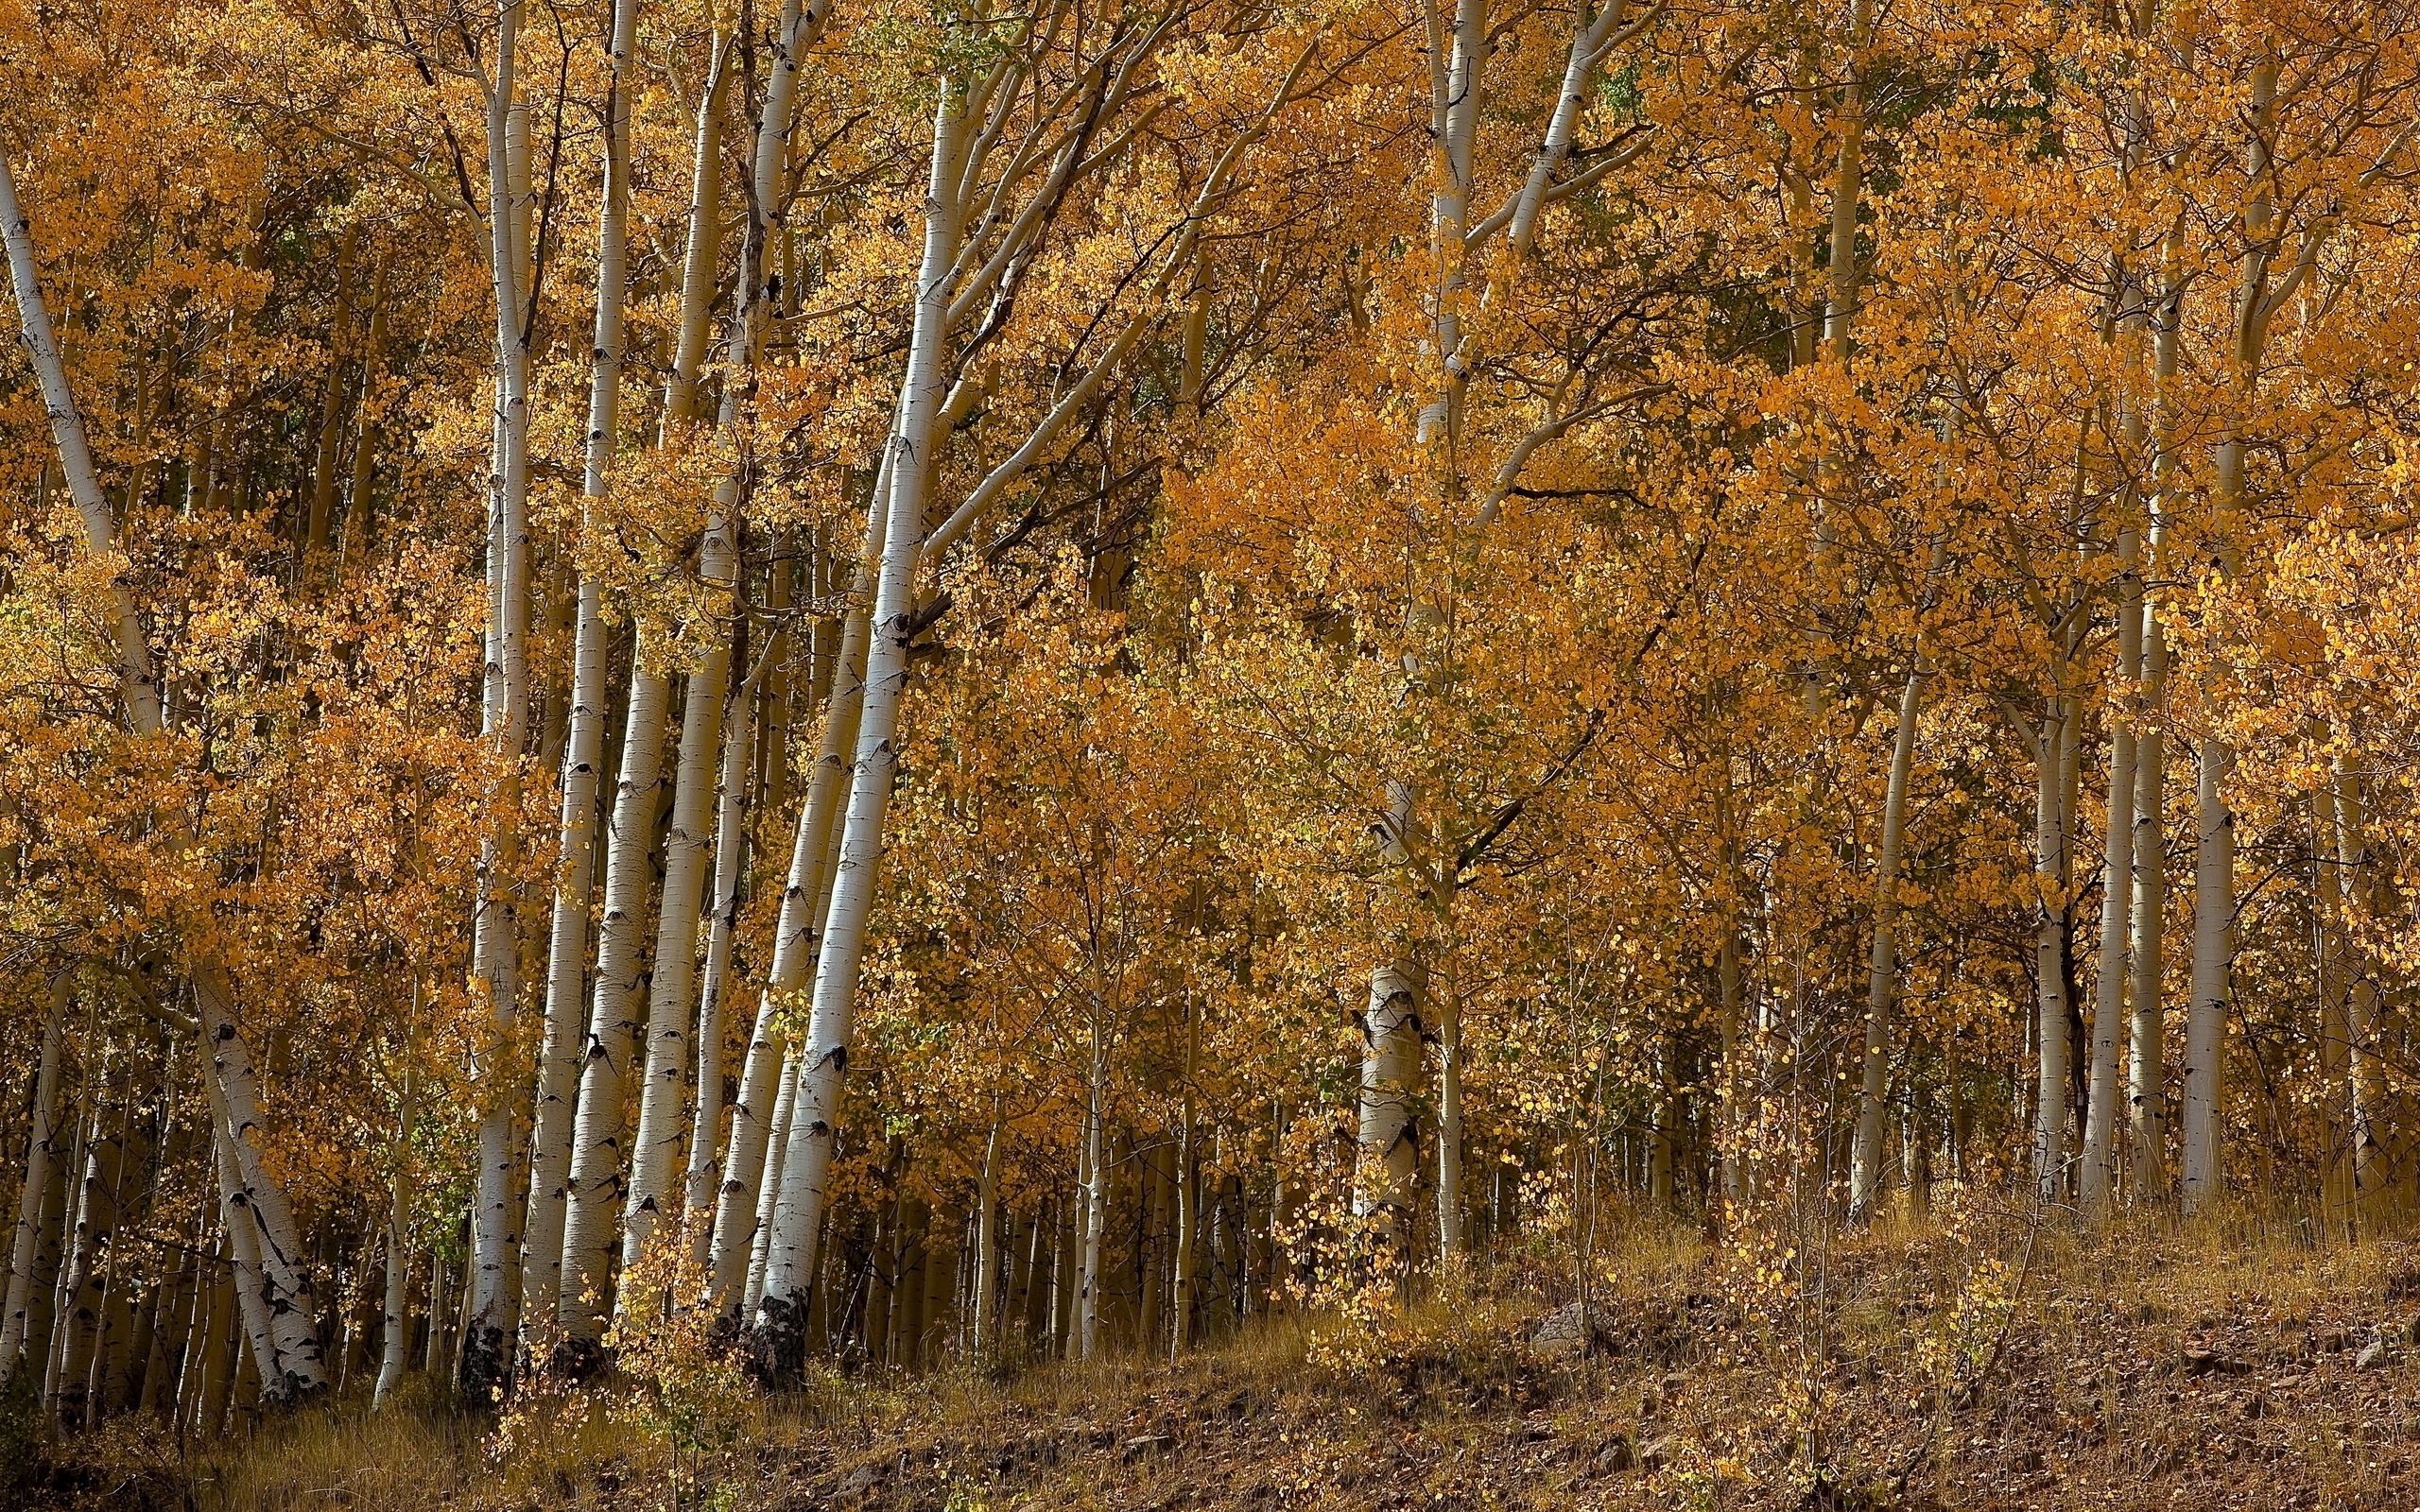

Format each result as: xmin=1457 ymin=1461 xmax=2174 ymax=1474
xmin=747 ymin=1293 xmax=811 ymax=1384
xmin=458 ymin=1323 xmax=516 ymax=1402
xmin=549 ymin=1332 xmax=610 ymax=1381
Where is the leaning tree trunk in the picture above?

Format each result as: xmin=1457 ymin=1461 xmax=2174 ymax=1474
xmin=751 ymin=75 xmax=973 ymax=1375
xmin=696 ymin=0 xmax=858 ymax=1319
xmin=704 ymin=545 xmax=872 ymax=1310
xmin=1 ymin=127 xmax=325 ymax=1402
xmin=0 ymin=973 xmax=66 ymax=1371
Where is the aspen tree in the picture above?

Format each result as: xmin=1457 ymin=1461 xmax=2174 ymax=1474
xmin=557 ymin=658 xmax=671 ymax=1355
xmin=1849 ymin=657 xmax=1925 ymax=1221
xmin=0 ymin=974 xmax=66 ymax=1371
xmin=2080 ymin=533 xmax=2142 ymax=1218
xmin=524 ymin=0 xmax=644 ymax=1340
xmin=0 ymin=147 xmax=325 ymax=1398
xmin=463 ymin=0 xmax=539 ymax=1399
xmin=684 ymin=653 xmax=761 ymax=1257
xmin=754 ymin=76 xmax=978 ymax=1368
xmin=623 ymin=0 xmax=830 ymax=1285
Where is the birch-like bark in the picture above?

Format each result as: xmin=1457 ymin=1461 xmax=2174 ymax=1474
xmin=0 ymin=973 xmax=66 ymax=1371
xmin=663 ymin=40 xmax=732 ymax=431
xmin=200 ymin=1067 xmax=290 ymax=1402
xmin=557 ymin=655 xmax=671 ymax=1351
xmin=683 ymin=657 xmax=758 ymax=1259
xmin=629 ymin=0 xmax=808 ymax=1280
xmin=5 ymin=155 xmax=330 ymax=1369
xmin=2178 ymin=738 xmax=2232 ymax=1211
xmin=1355 ymin=962 xmax=1425 ymax=1233
xmin=1497 ymin=1 xmax=1653 ymax=260
xmin=621 ymin=608 xmax=732 ymax=1277
xmin=1434 ymin=957 xmax=1463 ymax=1263
xmin=971 ymin=1102 xmax=1004 ymax=1351
xmin=701 ymin=0 xmax=872 ymax=1317
xmin=752 ymin=78 xmax=974 ymax=1371
xmin=740 ymin=1055 xmax=798 ymax=1311
xmin=523 ymin=0 xmax=640 ymax=1344
xmin=1078 ymin=1047 xmax=1106 ymax=1361
xmin=706 ymin=584 xmax=866 ymax=1309
xmin=2033 ymin=699 xmax=2072 ymax=1201
xmin=1172 ymin=1009 xmax=1197 ymax=1352
xmin=2127 ymin=609 xmax=2168 ymax=1196
xmin=1849 ymin=660 xmax=1924 ymax=1219
xmin=463 ymin=0 xmax=538 ymax=1399
xmin=2080 ymin=537 xmax=2141 ymax=1218
xmin=2332 ymin=759 xmax=2386 ymax=1205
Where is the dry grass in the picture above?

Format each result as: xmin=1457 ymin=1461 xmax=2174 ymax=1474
xmin=21 ymin=1204 xmax=2420 ymax=1511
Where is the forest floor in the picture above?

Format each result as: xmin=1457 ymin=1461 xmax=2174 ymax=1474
xmin=26 ymin=1203 xmax=2420 ymax=1512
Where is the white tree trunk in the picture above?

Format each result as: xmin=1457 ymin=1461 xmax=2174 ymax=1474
xmin=523 ymin=0 xmax=639 ymax=1342
xmin=2332 ymin=759 xmax=2386 ymax=1204
xmin=705 ymin=590 xmax=866 ymax=1310
xmin=1433 ymin=945 xmax=1465 ymax=1264
xmin=2126 ymin=609 xmax=2168 ymax=1197
xmin=373 ymin=1162 xmax=412 ymax=1409
xmin=2 ymin=136 xmax=326 ymax=1396
xmin=664 ymin=41 xmax=731 ymax=430
xmin=683 ymin=662 xmax=759 ymax=1261
xmin=558 ymin=658 xmax=672 ymax=1351
xmin=1079 ymin=1055 xmax=1105 ymax=1361
xmin=741 ymin=1052 xmax=799 ymax=1311
xmin=2178 ymin=737 xmax=2232 ymax=1212
xmin=621 ymin=626 xmax=732 ymax=1278
xmin=0 ymin=973 xmax=66 ymax=1372
xmin=1354 ymin=962 xmax=1424 ymax=1234
xmin=464 ymin=0 xmax=538 ymax=1399
xmin=971 ymin=1103 xmax=1004 ymax=1351
xmin=2033 ymin=702 xmax=2072 ymax=1202
xmin=202 ymin=1060 xmax=303 ymax=1400
xmin=698 ymin=0 xmax=867 ymax=1314
xmin=1850 ymin=661 xmax=1924 ymax=1219
xmin=2081 ymin=539 xmax=2142 ymax=1219
xmin=752 ymin=78 xmax=974 ymax=1371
